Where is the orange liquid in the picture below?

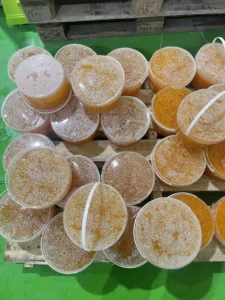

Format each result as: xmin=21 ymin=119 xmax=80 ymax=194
xmin=26 ymin=76 xmax=71 ymax=112
xmin=191 ymin=71 xmax=213 ymax=89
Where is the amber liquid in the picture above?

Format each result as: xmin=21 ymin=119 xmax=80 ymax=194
xmin=191 ymin=71 xmax=213 ymax=89
xmin=26 ymin=76 xmax=72 ymax=112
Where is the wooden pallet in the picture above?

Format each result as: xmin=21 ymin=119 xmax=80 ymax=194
xmin=20 ymin=0 xmax=225 ymax=41
xmin=3 ymin=87 xmax=225 ymax=267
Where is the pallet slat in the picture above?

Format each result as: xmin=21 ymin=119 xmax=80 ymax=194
xmin=21 ymin=0 xmax=225 ymax=24
xmin=4 ymin=235 xmax=225 ymax=266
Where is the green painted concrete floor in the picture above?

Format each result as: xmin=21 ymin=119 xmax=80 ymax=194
xmin=1 ymin=8 xmax=225 ymax=300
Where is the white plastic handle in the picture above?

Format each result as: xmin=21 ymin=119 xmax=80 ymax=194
xmin=186 ymin=91 xmax=225 ymax=135
xmin=213 ymin=37 xmax=225 ymax=50
xmin=81 ymin=182 xmax=100 ymax=251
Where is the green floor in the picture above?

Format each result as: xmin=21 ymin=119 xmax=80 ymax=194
xmin=1 ymin=8 xmax=225 ymax=300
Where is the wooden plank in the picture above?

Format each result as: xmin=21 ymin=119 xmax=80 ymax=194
xmin=31 ymin=0 xmax=225 ymax=24
xmin=4 ymin=235 xmax=225 ymax=266
xmin=36 ymin=23 xmax=66 ymax=41
xmin=55 ymin=139 xmax=157 ymax=166
xmin=154 ymin=175 xmax=225 ymax=192
xmin=132 ymin=0 xmax=164 ymax=14
xmin=20 ymin=0 xmax=56 ymax=22
xmin=67 ymin=17 xmax=164 ymax=40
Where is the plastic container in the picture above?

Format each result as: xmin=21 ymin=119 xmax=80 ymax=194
xmin=177 ymin=89 xmax=225 ymax=148
xmin=104 ymin=206 xmax=147 ymax=268
xmin=169 ymin=192 xmax=214 ymax=249
xmin=57 ymin=155 xmax=100 ymax=208
xmin=211 ymin=197 xmax=225 ymax=246
xmin=108 ymin=48 xmax=148 ymax=96
xmin=55 ymin=44 xmax=96 ymax=82
xmin=7 ymin=147 xmax=72 ymax=209
xmin=15 ymin=54 xmax=72 ymax=113
xmin=64 ymin=182 xmax=128 ymax=251
xmin=101 ymin=96 xmax=150 ymax=146
xmin=152 ymin=135 xmax=206 ymax=187
xmin=0 ymin=191 xmax=54 ymax=242
xmin=205 ymin=141 xmax=225 ymax=181
xmin=2 ymin=89 xmax=52 ymax=134
xmin=50 ymin=95 xmax=100 ymax=144
xmin=71 ymin=55 xmax=125 ymax=113
xmin=192 ymin=40 xmax=225 ymax=89
xmin=151 ymin=87 xmax=191 ymax=136
xmin=208 ymin=84 xmax=225 ymax=93
xmin=8 ymin=46 xmax=51 ymax=81
xmin=102 ymin=152 xmax=155 ymax=205
xmin=3 ymin=133 xmax=55 ymax=172
xmin=41 ymin=213 xmax=96 ymax=275
xmin=134 ymin=197 xmax=202 ymax=269
xmin=149 ymin=47 xmax=196 ymax=92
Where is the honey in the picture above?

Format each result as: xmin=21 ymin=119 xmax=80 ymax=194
xmin=57 ymin=155 xmax=100 ymax=208
xmin=55 ymin=44 xmax=96 ymax=81
xmin=192 ymin=43 xmax=225 ymax=89
xmin=2 ymin=89 xmax=51 ymax=134
xmin=151 ymin=87 xmax=191 ymax=136
xmin=177 ymin=89 xmax=225 ymax=147
xmin=0 ymin=191 xmax=52 ymax=242
xmin=8 ymin=46 xmax=51 ymax=81
xmin=15 ymin=54 xmax=72 ymax=113
xmin=108 ymin=48 xmax=148 ymax=96
xmin=41 ymin=213 xmax=96 ymax=274
xmin=170 ymin=193 xmax=214 ymax=249
xmin=206 ymin=141 xmax=225 ymax=181
xmin=102 ymin=152 xmax=155 ymax=205
xmin=7 ymin=148 xmax=72 ymax=209
xmin=152 ymin=135 xmax=206 ymax=186
xmin=3 ymin=133 xmax=54 ymax=172
xmin=134 ymin=197 xmax=202 ymax=269
xmin=101 ymin=96 xmax=150 ymax=146
xmin=149 ymin=47 xmax=196 ymax=92
xmin=104 ymin=206 xmax=147 ymax=268
xmin=64 ymin=183 xmax=127 ymax=251
xmin=71 ymin=55 xmax=125 ymax=113
xmin=211 ymin=197 xmax=225 ymax=246
xmin=50 ymin=95 xmax=100 ymax=143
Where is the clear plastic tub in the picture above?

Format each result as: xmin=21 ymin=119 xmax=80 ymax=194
xmin=41 ymin=213 xmax=96 ymax=275
xmin=7 ymin=147 xmax=72 ymax=209
xmin=151 ymin=87 xmax=191 ymax=136
xmin=211 ymin=197 xmax=225 ymax=246
xmin=15 ymin=54 xmax=72 ymax=113
xmin=192 ymin=41 xmax=225 ymax=89
xmin=104 ymin=206 xmax=147 ymax=268
xmin=3 ymin=133 xmax=55 ymax=172
xmin=108 ymin=48 xmax=148 ymax=96
xmin=71 ymin=55 xmax=125 ymax=113
xmin=2 ymin=89 xmax=52 ymax=134
xmin=101 ymin=152 xmax=155 ymax=205
xmin=50 ymin=95 xmax=100 ymax=144
xmin=208 ymin=84 xmax=225 ymax=93
xmin=149 ymin=47 xmax=196 ymax=92
xmin=177 ymin=89 xmax=225 ymax=148
xmin=0 ymin=191 xmax=54 ymax=242
xmin=152 ymin=135 xmax=206 ymax=187
xmin=169 ymin=192 xmax=214 ymax=249
xmin=134 ymin=197 xmax=202 ymax=269
xmin=205 ymin=141 xmax=225 ymax=181
xmin=8 ymin=46 xmax=51 ymax=82
xmin=55 ymin=44 xmax=96 ymax=82
xmin=64 ymin=182 xmax=128 ymax=251
xmin=57 ymin=155 xmax=100 ymax=208
xmin=101 ymin=96 xmax=150 ymax=146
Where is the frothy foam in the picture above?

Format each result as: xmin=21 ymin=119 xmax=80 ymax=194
xmin=134 ymin=197 xmax=202 ymax=269
xmin=102 ymin=152 xmax=155 ymax=205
